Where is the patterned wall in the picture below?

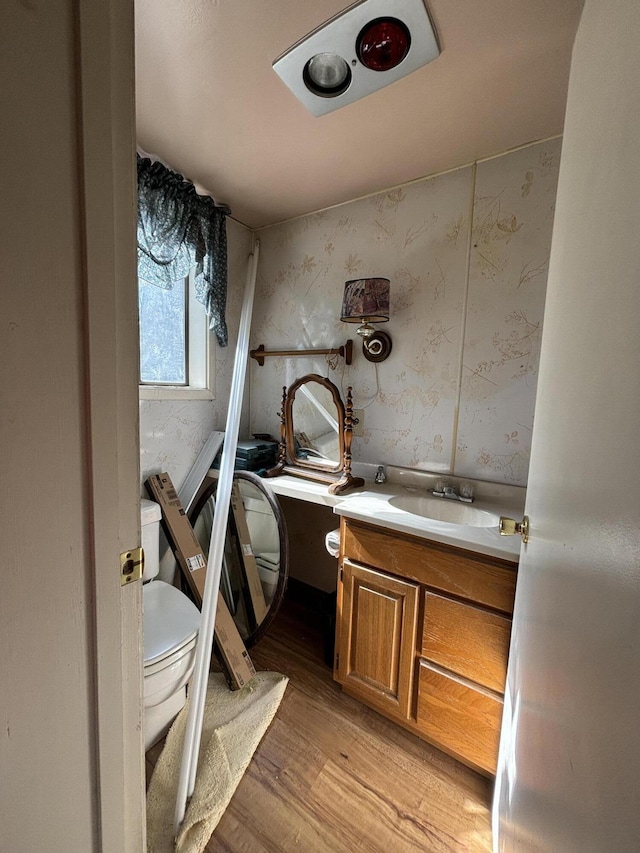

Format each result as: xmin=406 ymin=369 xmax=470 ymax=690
xmin=457 ymin=144 xmax=561 ymax=483
xmin=250 ymin=138 xmax=561 ymax=486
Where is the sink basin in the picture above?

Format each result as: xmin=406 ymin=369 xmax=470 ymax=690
xmin=389 ymin=494 xmax=498 ymax=527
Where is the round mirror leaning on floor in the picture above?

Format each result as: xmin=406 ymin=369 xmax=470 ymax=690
xmin=188 ymin=471 xmax=289 ymax=648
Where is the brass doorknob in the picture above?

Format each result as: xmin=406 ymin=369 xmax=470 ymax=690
xmin=499 ymin=515 xmax=529 ymax=544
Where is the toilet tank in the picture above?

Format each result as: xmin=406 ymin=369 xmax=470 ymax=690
xmin=140 ymin=499 xmax=162 ymax=582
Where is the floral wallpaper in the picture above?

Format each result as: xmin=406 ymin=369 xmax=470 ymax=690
xmin=250 ymin=138 xmax=561 ymax=486
xmin=250 ymin=163 xmax=472 ymax=475
xmin=139 ymin=218 xmax=253 ymax=492
xmin=456 ymin=143 xmax=561 ymax=483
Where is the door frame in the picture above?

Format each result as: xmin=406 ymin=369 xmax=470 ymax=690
xmin=78 ymin=0 xmax=145 ymax=848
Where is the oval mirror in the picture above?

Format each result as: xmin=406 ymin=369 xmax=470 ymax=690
xmin=188 ymin=471 xmax=288 ymax=647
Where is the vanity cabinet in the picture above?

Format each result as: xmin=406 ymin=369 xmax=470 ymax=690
xmin=334 ymin=518 xmax=517 ymax=775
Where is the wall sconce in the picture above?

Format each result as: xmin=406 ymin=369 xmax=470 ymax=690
xmin=340 ymin=278 xmax=392 ymax=362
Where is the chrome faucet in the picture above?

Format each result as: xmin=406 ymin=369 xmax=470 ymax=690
xmin=432 ymin=481 xmax=474 ymax=503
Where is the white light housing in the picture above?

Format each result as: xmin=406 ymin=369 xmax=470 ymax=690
xmin=273 ymin=0 xmax=439 ymax=117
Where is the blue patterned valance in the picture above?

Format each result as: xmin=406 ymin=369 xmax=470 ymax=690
xmin=136 ymin=155 xmax=230 ymax=347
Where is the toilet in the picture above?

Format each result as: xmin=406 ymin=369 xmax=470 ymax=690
xmin=141 ymin=499 xmax=201 ymax=750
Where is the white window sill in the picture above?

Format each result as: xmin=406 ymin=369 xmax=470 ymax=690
xmin=139 ymin=386 xmax=214 ymax=402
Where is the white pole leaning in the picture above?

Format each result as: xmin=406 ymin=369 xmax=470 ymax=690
xmin=174 ymin=240 xmax=261 ymax=837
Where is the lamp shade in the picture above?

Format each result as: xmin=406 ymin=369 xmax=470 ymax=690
xmin=341 ymin=278 xmax=390 ymax=324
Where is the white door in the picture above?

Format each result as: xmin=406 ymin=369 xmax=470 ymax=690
xmin=1 ymin=1 xmax=144 ymax=851
xmin=493 ymin=3 xmax=640 ymax=851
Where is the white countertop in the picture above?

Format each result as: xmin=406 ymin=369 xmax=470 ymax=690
xmin=264 ymin=474 xmax=347 ymax=508
xmin=265 ymin=471 xmax=525 ymax=562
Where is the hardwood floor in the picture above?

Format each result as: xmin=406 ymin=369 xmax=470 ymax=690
xmin=147 ymin=592 xmax=494 ymax=852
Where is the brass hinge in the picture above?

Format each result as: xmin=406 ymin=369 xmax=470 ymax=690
xmin=120 ymin=547 xmax=144 ymax=586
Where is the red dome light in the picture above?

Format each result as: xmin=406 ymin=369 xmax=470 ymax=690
xmin=357 ymin=17 xmax=411 ymax=72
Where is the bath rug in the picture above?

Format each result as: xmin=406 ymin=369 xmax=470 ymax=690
xmin=146 ymin=671 xmax=288 ymax=853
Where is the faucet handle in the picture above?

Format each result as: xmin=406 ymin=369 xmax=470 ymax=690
xmin=459 ymin=482 xmax=475 ymax=501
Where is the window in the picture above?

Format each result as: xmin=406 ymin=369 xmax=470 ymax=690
xmin=138 ymin=268 xmax=214 ymax=400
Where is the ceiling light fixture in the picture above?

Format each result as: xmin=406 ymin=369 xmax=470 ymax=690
xmin=273 ymin=0 xmax=439 ymax=117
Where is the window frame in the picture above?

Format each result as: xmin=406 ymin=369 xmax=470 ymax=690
xmin=138 ymin=268 xmax=216 ymax=401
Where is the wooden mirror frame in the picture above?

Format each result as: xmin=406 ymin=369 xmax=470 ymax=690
xmin=265 ymin=374 xmax=364 ymax=495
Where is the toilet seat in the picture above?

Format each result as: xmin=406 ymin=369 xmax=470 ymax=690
xmin=144 ymin=580 xmax=200 ymax=665
xmin=143 ymin=580 xmax=200 ymax=710
xmin=144 ymin=636 xmax=198 ymax=679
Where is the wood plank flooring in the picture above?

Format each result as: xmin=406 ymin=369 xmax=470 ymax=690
xmin=147 ymin=593 xmax=494 ymax=852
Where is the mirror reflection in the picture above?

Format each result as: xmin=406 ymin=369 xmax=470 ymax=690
xmin=292 ymin=380 xmax=341 ymax=468
xmin=189 ymin=471 xmax=288 ymax=647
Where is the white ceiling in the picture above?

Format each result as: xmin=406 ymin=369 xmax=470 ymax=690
xmin=135 ymin=0 xmax=584 ymax=229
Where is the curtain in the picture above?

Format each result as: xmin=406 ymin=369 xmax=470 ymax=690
xmin=137 ymin=155 xmax=230 ymax=346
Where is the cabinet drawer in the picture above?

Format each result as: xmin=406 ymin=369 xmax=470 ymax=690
xmin=416 ymin=661 xmax=503 ymax=775
xmin=342 ymin=519 xmax=517 ymax=614
xmin=422 ymin=592 xmax=511 ymax=693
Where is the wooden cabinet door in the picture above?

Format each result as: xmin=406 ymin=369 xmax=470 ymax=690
xmin=337 ymin=559 xmax=419 ymax=719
